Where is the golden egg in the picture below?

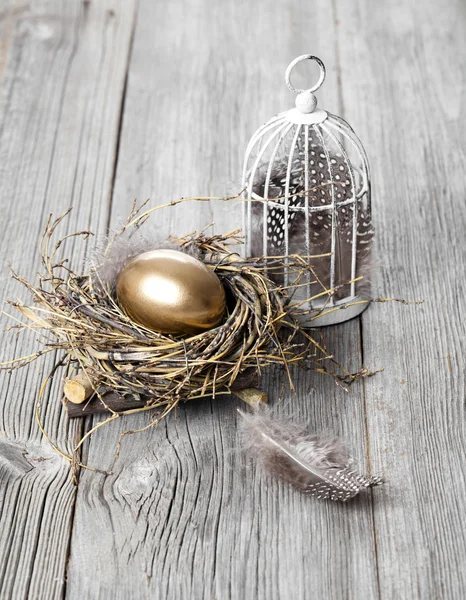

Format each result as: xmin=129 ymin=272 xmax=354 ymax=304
xmin=116 ymin=249 xmax=226 ymax=335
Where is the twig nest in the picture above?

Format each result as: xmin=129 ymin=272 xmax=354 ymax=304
xmin=116 ymin=249 xmax=226 ymax=335
xmin=5 ymin=205 xmax=319 ymax=411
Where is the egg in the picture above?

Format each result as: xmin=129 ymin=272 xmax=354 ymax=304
xmin=116 ymin=249 xmax=226 ymax=335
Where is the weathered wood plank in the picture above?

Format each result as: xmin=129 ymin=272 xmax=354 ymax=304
xmin=4 ymin=0 xmax=463 ymax=598
xmin=0 ymin=1 xmax=137 ymax=598
xmin=336 ymin=0 xmax=466 ymax=598
xmin=67 ymin=0 xmax=380 ymax=598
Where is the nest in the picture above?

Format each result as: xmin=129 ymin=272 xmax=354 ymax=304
xmin=6 ymin=200 xmax=351 ymax=424
xmin=2 ymin=198 xmax=413 ymax=476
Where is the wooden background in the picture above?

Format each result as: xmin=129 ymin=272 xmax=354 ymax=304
xmin=0 ymin=0 xmax=465 ymax=598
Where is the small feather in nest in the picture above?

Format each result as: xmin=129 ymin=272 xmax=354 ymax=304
xmin=87 ymin=232 xmax=200 ymax=293
xmin=238 ymin=407 xmax=382 ymax=501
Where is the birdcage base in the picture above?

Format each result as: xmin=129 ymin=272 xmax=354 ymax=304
xmin=295 ymin=296 xmax=370 ymax=327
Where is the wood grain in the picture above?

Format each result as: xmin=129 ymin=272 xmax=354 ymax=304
xmin=1 ymin=0 xmax=465 ymax=598
xmin=66 ymin=1 xmax=379 ymax=598
xmin=0 ymin=1 xmax=137 ymax=598
xmin=337 ymin=0 xmax=466 ymax=597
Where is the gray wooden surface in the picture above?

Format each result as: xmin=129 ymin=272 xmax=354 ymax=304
xmin=0 ymin=0 xmax=465 ymax=598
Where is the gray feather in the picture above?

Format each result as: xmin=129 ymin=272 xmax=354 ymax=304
xmin=238 ymin=407 xmax=382 ymax=502
xmin=87 ymin=233 xmax=200 ymax=292
xmin=249 ymin=127 xmax=374 ymax=302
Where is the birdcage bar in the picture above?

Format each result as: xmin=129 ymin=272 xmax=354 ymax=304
xmin=321 ymin=122 xmax=358 ymax=296
xmin=244 ymin=120 xmax=290 ymax=256
xmin=325 ymin=115 xmax=371 ymax=299
xmin=313 ymin=124 xmax=336 ymax=303
xmin=284 ymin=125 xmax=302 ymax=287
xmin=242 ymin=115 xmax=288 ymax=255
xmin=257 ymin=194 xmax=357 ymax=214
xmin=262 ymin=122 xmax=295 ymax=259
xmin=244 ymin=115 xmax=287 ymax=160
xmin=304 ymin=125 xmax=311 ymax=306
xmin=327 ymin=115 xmax=371 ymax=199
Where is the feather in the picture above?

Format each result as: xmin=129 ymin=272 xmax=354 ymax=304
xmin=238 ymin=407 xmax=382 ymax=501
xmin=250 ymin=127 xmax=374 ymax=303
xmin=87 ymin=233 xmax=200 ymax=293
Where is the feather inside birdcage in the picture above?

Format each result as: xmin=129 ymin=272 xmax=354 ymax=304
xmin=250 ymin=127 xmax=373 ymax=303
xmin=239 ymin=406 xmax=382 ymax=501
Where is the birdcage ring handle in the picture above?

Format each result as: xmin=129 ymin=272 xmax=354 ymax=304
xmin=285 ymin=55 xmax=326 ymax=94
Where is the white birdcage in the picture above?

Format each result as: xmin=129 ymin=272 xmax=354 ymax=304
xmin=242 ymin=55 xmax=373 ymax=327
